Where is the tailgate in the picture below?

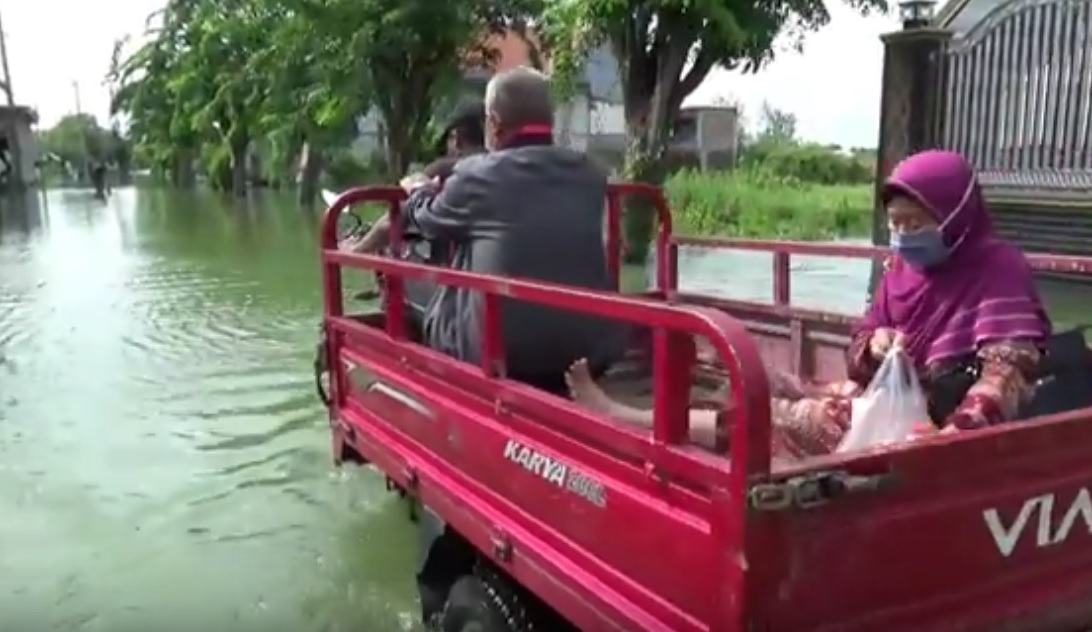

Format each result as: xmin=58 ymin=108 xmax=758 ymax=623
xmin=752 ymin=412 xmax=1092 ymax=632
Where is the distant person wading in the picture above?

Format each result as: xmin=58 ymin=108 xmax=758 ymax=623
xmin=91 ymin=162 xmax=109 ymax=199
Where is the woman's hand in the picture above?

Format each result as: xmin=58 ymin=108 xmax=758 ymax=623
xmin=338 ymin=215 xmax=392 ymax=255
xmin=339 ymin=235 xmax=366 ymax=253
xmin=399 ymin=173 xmax=434 ymax=192
xmin=869 ymin=327 xmax=907 ymax=360
xmin=909 ymin=423 xmax=959 ymax=440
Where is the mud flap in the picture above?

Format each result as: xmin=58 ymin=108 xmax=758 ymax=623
xmin=416 ymin=506 xmax=449 ymax=625
xmin=417 ymin=506 xmax=446 ymax=574
xmin=313 ymin=322 xmax=331 ymax=407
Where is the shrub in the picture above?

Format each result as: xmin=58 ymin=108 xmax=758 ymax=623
xmin=665 ymin=168 xmax=873 ymax=239
xmin=741 ymin=141 xmax=873 ymax=186
xmin=324 ymin=150 xmax=388 ymax=189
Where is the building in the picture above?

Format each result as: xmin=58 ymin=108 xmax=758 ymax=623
xmin=351 ymin=32 xmax=626 ymax=160
xmin=584 ymin=105 xmax=741 ymax=171
xmin=351 ymin=31 xmax=740 ymax=171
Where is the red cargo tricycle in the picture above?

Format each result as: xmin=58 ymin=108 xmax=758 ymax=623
xmin=317 ymin=184 xmax=1092 ymax=632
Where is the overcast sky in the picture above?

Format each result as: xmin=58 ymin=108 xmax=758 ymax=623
xmin=0 ymin=0 xmax=902 ymax=148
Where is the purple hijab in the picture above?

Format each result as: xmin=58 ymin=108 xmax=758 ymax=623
xmin=859 ymin=150 xmax=1051 ymax=367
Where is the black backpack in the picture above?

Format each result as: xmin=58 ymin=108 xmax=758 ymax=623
xmin=927 ymin=327 xmax=1092 ymax=424
xmin=1020 ymin=327 xmax=1092 ymax=418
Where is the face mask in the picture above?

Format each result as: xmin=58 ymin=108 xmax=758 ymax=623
xmin=890 ymin=229 xmax=949 ymax=269
xmin=887 ymin=176 xmax=978 ymax=270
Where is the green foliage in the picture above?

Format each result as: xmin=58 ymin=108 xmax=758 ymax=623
xmin=667 ymin=168 xmax=872 ymax=239
xmin=543 ymin=0 xmax=887 ymax=260
xmin=712 ymin=100 xmax=874 ymax=185
xmin=108 ymin=0 xmax=539 ymax=197
xmin=39 ymin=115 xmax=116 ymax=165
xmin=728 ymin=101 xmax=873 ymax=186
xmin=741 ymin=141 xmax=873 ymax=185
xmin=754 ymin=102 xmax=798 ymax=145
xmin=324 ymin=150 xmax=390 ymax=189
xmin=38 ymin=114 xmax=131 ymax=183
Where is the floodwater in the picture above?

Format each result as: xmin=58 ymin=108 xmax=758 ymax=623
xmin=0 ymin=187 xmax=1088 ymax=631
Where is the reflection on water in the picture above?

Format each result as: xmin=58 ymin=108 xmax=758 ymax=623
xmin=0 ymin=187 xmax=1088 ymax=630
xmin=0 ymin=189 xmax=417 ymax=631
xmin=669 ymin=246 xmax=872 ymax=313
xmin=669 ymin=236 xmax=1089 ymax=328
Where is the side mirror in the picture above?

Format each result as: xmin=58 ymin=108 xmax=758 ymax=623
xmin=324 ymin=189 xmax=367 ymax=240
xmin=337 ymin=212 xmax=365 ymax=240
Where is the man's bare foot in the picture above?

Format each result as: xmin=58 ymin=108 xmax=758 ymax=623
xmin=565 ymin=359 xmax=619 ymax=415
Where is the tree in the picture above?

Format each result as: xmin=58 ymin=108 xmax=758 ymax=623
xmin=347 ymin=0 xmax=539 ymax=177
xmin=108 ymin=1 xmax=226 ymax=189
xmin=263 ymin=0 xmax=538 ymax=200
xmin=115 ymin=0 xmax=284 ymax=196
xmin=544 ymin=0 xmax=887 ymax=261
xmin=252 ymin=0 xmax=373 ymax=203
xmin=108 ymin=0 xmax=540 ymax=202
xmin=757 ymin=102 xmax=798 ymax=144
xmin=39 ymin=114 xmax=126 ymax=177
xmin=111 ymin=0 xmax=381 ymax=197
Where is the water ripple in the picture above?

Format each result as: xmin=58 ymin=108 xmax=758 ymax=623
xmin=195 ymin=411 xmax=319 ymax=452
xmin=28 ymin=191 xmax=1084 ymax=629
xmin=0 ymin=189 xmax=420 ymax=630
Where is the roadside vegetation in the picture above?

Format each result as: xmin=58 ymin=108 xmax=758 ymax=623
xmin=666 ymin=103 xmax=874 ymax=239
xmin=321 ymin=103 xmax=877 ymax=240
xmin=36 ymin=0 xmax=886 ymax=242
xmin=667 ymin=169 xmax=871 ymax=239
xmin=38 ymin=108 xmax=875 ymax=241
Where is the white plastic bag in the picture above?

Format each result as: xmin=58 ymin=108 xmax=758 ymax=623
xmin=836 ymin=347 xmax=928 ymax=453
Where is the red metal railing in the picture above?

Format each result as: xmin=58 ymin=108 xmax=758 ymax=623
xmin=605 ymin=182 xmax=676 ymax=291
xmin=674 ymin=236 xmax=1092 ymax=307
xmin=320 ymin=183 xmax=679 ymax=320
xmin=320 ymin=183 xmax=1092 ymax=318
xmin=319 ymin=184 xmax=1092 ymax=464
xmin=319 ymin=186 xmax=773 ymax=480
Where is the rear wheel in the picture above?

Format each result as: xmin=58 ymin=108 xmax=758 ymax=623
xmin=438 ymin=570 xmax=534 ymax=632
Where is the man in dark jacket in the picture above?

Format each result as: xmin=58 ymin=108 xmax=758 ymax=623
xmin=411 ymin=101 xmax=487 ymax=267
xmin=422 ymin=100 xmax=486 ymax=181
xmin=350 ymin=67 xmax=621 ymax=389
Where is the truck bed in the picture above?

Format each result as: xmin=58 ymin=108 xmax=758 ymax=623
xmin=321 ymin=186 xmax=1092 ymax=632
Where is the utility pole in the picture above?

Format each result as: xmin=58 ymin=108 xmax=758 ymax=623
xmin=0 ymin=9 xmax=14 ymax=105
xmin=73 ymin=81 xmax=82 ymax=115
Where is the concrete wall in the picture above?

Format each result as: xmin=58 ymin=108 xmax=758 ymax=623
xmin=350 ymin=108 xmax=384 ymax=160
xmin=349 ymin=36 xmax=629 ymax=164
xmin=344 ymin=42 xmax=740 ymax=172
xmin=349 ymin=94 xmax=603 ymax=160
xmin=581 ymin=106 xmax=741 ymax=171
xmin=350 ymin=103 xmax=741 ymax=175
xmin=349 ymin=81 xmax=624 ymax=162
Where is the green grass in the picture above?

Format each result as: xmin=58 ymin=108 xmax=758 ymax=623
xmin=665 ymin=168 xmax=873 ymax=240
xmin=341 ymin=167 xmax=875 ymax=242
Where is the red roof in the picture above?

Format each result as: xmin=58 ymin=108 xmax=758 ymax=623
xmin=464 ymin=29 xmax=545 ymax=73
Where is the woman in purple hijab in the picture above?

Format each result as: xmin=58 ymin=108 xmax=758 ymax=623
xmin=846 ymin=149 xmax=1051 ymax=432
xmin=562 ymin=150 xmax=1051 ymax=462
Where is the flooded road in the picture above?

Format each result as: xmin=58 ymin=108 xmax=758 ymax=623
xmin=0 ymin=187 xmax=1088 ymax=630
xmin=0 ymin=189 xmax=419 ymax=631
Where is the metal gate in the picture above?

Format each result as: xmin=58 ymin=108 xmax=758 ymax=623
xmin=876 ymin=0 xmax=1092 ymax=260
xmin=940 ymin=0 xmax=1092 ymax=190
